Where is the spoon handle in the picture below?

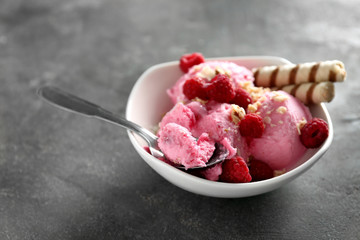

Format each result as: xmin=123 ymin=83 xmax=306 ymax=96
xmin=37 ymin=86 xmax=158 ymax=146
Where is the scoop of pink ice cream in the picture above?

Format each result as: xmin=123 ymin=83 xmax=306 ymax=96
xmin=159 ymin=102 xmax=196 ymax=131
xmin=248 ymin=91 xmax=312 ymax=170
xmin=158 ymin=123 xmax=215 ymax=169
xmin=159 ymin=101 xmax=240 ymax=160
xmin=167 ymin=61 xmax=254 ymax=104
xmin=191 ymin=101 xmax=247 ymax=160
xmin=157 ymin=100 xmax=243 ymax=178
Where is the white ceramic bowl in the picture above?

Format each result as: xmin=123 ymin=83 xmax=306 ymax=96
xmin=126 ymin=56 xmax=333 ymax=198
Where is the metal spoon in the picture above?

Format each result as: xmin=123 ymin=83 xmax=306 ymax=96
xmin=37 ymin=86 xmax=229 ymax=170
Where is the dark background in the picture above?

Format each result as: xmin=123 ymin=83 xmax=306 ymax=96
xmin=0 ymin=0 xmax=359 ymax=239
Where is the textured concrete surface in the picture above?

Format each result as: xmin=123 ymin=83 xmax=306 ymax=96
xmin=0 ymin=0 xmax=359 ymax=239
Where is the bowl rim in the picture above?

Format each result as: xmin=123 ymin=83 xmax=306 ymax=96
xmin=125 ymin=55 xmax=334 ymax=195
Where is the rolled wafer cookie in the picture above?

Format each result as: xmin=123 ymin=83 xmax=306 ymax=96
xmin=253 ymin=60 xmax=346 ymax=88
xmin=275 ymin=82 xmax=335 ymax=104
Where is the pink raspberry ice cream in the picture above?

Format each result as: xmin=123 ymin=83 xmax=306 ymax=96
xmin=156 ymin=55 xmax=319 ymax=183
xmin=158 ymin=123 xmax=215 ymax=169
xmin=158 ymin=101 xmax=238 ymax=170
xmin=248 ymin=91 xmax=312 ymax=170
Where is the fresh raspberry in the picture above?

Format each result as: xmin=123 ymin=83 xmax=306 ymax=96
xmin=220 ymin=156 xmax=252 ymax=183
xmin=300 ymin=118 xmax=329 ymax=148
xmin=239 ymin=113 xmax=265 ymax=138
xmin=183 ymin=77 xmax=208 ymax=100
xmin=206 ymin=74 xmax=235 ymax=103
xmin=179 ymin=52 xmax=205 ymax=73
xmin=231 ymin=88 xmax=253 ymax=110
xmin=249 ymin=159 xmax=273 ymax=181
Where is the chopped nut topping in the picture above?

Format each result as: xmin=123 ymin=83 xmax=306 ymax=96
xmin=264 ymin=116 xmax=271 ymax=124
xmin=296 ymin=118 xmax=307 ymax=135
xmin=215 ymin=66 xmax=232 ymax=77
xmin=225 ymin=71 xmax=232 ymax=77
xmin=272 ymin=92 xmax=289 ymax=102
xmin=196 ymin=65 xmax=216 ymax=80
xmin=193 ymin=97 xmax=208 ymax=104
xmin=247 ymin=98 xmax=263 ymax=113
xmin=247 ymin=104 xmax=258 ymax=113
xmin=276 ymin=106 xmax=287 ymax=114
xmin=258 ymin=96 xmax=267 ymax=103
xmin=238 ymin=83 xmax=270 ymax=102
xmin=230 ymin=104 xmax=246 ymax=124
xmin=238 ymin=81 xmax=253 ymax=89
xmin=215 ymin=66 xmax=225 ymax=75
xmin=193 ymin=65 xmax=201 ymax=71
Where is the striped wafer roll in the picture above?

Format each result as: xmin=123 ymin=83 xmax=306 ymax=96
xmin=253 ymin=60 xmax=346 ymax=88
xmin=275 ymin=82 xmax=335 ymax=104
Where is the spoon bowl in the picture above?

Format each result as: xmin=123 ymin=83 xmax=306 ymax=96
xmin=126 ymin=56 xmax=333 ymax=198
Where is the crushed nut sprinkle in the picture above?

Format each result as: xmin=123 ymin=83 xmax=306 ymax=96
xmin=238 ymin=81 xmax=253 ymax=89
xmin=247 ymin=98 xmax=263 ymax=113
xmin=196 ymin=65 xmax=216 ymax=80
xmin=238 ymin=83 xmax=270 ymax=102
xmin=193 ymin=97 xmax=208 ymax=105
xmin=215 ymin=66 xmax=232 ymax=77
xmin=247 ymin=104 xmax=258 ymax=113
xmin=276 ymin=106 xmax=287 ymax=114
xmin=192 ymin=65 xmax=201 ymax=72
xmin=272 ymin=92 xmax=289 ymax=102
xmin=230 ymin=104 xmax=246 ymax=124
xmin=215 ymin=66 xmax=225 ymax=75
xmin=251 ymin=88 xmax=271 ymax=102
xmin=296 ymin=118 xmax=308 ymax=135
xmin=264 ymin=116 xmax=272 ymax=124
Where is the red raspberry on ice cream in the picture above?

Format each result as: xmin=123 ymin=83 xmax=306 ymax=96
xmin=179 ymin=52 xmax=205 ymax=73
xmin=239 ymin=113 xmax=265 ymax=138
xmin=300 ymin=118 xmax=329 ymax=148
xmin=231 ymin=88 xmax=253 ymax=110
xmin=219 ymin=156 xmax=252 ymax=183
xmin=183 ymin=77 xmax=208 ymax=100
xmin=249 ymin=159 xmax=274 ymax=181
xmin=206 ymin=74 xmax=236 ymax=103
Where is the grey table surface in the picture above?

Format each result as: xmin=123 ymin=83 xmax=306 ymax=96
xmin=1 ymin=0 xmax=359 ymax=239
